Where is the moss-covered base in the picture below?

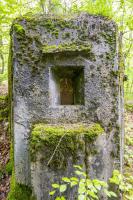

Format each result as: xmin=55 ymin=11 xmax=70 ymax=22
xmin=5 ymin=142 xmax=13 ymax=175
xmin=30 ymin=123 xmax=104 ymax=168
xmin=7 ymin=170 xmax=36 ymax=200
xmin=6 ymin=143 xmax=35 ymax=200
xmin=0 ymin=95 xmax=8 ymax=122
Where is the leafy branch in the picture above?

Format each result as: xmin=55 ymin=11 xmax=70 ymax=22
xmin=49 ymin=165 xmax=118 ymax=200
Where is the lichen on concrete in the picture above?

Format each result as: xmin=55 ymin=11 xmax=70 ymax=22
xmin=42 ymin=42 xmax=91 ymax=54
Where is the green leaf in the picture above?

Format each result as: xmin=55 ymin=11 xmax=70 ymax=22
xmin=74 ymin=165 xmax=83 ymax=170
xmin=62 ymin=177 xmax=70 ymax=183
xmin=98 ymin=181 xmax=108 ymax=188
xmin=87 ymin=190 xmax=98 ymax=199
xmin=80 ymin=179 xmax=86 ymax=183
xmin=93 ymin=180 xmax=102 ymax=190
xmin=49 ymin=190 xmax=56 ymax=195
xmin=93 ymin=184 xmax=101 ymax=190
xmin=109 ymin=191 xmax=117 ymax=197
xmin=70 ymin=181 xmax=78 ymax=187
xmin=78 ymin=182 xmax=86 ymax=194
xmin=104 ymin=190 xmax=112 ymax=197
xmin=52 ymin=183 xmax=60 ymax=188
xmin=91 ymin=187 xmax=98 ymax=193
xmin=55 ymin=197 xmax=61 ymax=200
xmin=78 ymin=194 xmax=86 ymax=200
xmin=61 ymin=196 xmax=66 ymax=200
xmin=109 ymin=177 xmax=120 ymax=185
xmin=86 ymin=179 xmax=93 ymax=187
xmin=59 ymin=184 xmax=67 ymax=193
xmin=70 ymin=177 xmax=78 ymax=182
xmin=75 ymin=170 xmax=86 ymax=177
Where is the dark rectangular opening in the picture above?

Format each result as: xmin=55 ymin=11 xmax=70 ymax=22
xmin=49 ymin=66 xmax=84 ymax=106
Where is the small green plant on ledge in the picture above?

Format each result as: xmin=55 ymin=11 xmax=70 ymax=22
xmin=49 ymin=165 xmax=118 ymax=200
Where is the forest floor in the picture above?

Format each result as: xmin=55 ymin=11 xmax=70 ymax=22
xmin=0 ymin=83 xmax=132 ymax=200
xmin=123 ymin=109 xmax=133 ymax=199
xmin=0 ymin=83 xmax=10 ymax=200
xmin=124 ymin=111 xmax=133 ymax=174
xmin=0 ymin=122 xmax=10 ymax=200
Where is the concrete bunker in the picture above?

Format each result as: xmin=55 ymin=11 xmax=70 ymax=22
xmin=9 ymin=13 xmax=124 ymax=200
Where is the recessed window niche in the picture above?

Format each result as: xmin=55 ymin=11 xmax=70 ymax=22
xmin=49 ymin=66 xmax=84 ymax=106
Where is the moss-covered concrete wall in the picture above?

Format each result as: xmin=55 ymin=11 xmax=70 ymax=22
xmin=30 ymin=123 xmax=104 ymax=199
xmin=9 ymin=13 xmax=123 ymax=199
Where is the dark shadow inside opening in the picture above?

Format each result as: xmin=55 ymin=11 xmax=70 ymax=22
xmin=50 ymin=66 xmax=84 ymax=105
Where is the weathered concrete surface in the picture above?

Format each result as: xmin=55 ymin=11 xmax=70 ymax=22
xmin=9 ymin=13 xmax=124 ymax=199
xmin=30 ymin=123 xmax=109 ymax=200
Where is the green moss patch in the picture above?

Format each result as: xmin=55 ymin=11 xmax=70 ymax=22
xmin=7 ymin=170 xmax=36 ymax=200
xmin=13 ymin=24 xmax=25 ymax=36
xmin=101 ymin=31 xmax=116 ymax=45
xmin=0 ymin=95 xmax=8 ymax=122
xmin=31 ymin=123 xmax=103 ymax=138
xmin=6 ymin=143 xmax=13 ymax=175
xmin=42 ymin=42 xmax=91 ymax=54
xmin=30 ymin=123 xmax=104 ymax=168
xmin=62 ymin=32 xmax=71 ymax=39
